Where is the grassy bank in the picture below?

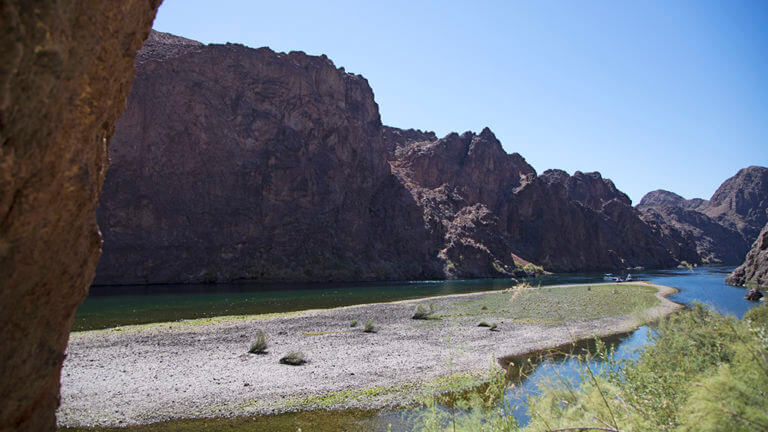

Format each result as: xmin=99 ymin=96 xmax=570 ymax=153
xmin=415 ymin=302 xmax=768 ymax=432
xmin=58 ymin=282 xmax=676 ymax=430
xmin=444 ymin=283 xmax=660 ymax=324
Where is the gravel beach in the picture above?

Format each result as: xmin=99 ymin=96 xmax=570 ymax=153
xmin=58 ymin=282 xmax=679 ymax=427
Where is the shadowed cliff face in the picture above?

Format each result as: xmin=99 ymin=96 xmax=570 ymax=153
xmin=637 ymin=166 xmax=768 ymax=265
xmin=727 ymin=212 xmax=768 ymax=287
xmin=96 ymin=31 xmax=683 ymax=284
xmin=96 ymin=31 xmax=440 ymax=284
xmin=0 ymin=2 xmax=160 ymax=430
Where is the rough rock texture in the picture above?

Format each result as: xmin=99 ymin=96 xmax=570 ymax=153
xmin=96 ymin=32 xmax=683 ymax=284
xmin=704 ymin=166 xmax=768 ymax=242
xmin=727 ymin=213 xmax=768 ymax=287
xmin=0 ymin=2 xmax=160 ymax=431
xmin=95 ymin=31 xmax=440 ymax=284
xmin=637 ymin=166 xmax=768 ymax=265
xmin=387 ymin=129 xmax=677 ymax=273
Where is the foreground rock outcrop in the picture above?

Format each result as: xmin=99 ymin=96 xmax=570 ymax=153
xmin=0 ymin=2 xmax=160 ymax=430
xmin=727 ymin=212 xmax=768 ymax=287
xmin=637 ymin=166 xmax=768 ymax=265
xmin=96 ymin=32 xmax=680 ymax=284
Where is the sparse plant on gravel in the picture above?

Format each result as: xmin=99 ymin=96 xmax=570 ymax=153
xmin=279 ymin=351 xmax=306 ymax=366
xmin=248 ymin=329 xmax=268 ymax=354
xmin=364 ymin=320 xmax=377 ymax=333
xmin=413 ymin=302 xmax=439 ymax=320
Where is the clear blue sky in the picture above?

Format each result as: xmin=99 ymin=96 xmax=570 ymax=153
xmin=153 ymin=0 xmax=767 ymax=204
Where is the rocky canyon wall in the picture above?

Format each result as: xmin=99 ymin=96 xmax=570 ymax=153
xmin=96 ymin=32 xmax=683 ymax=284
xmin=0 ymin=2 xmax=160 ymax=431
xmin=727 ymin=211 xmax=768 ymax=287
xmin=637 ymin=166 xmax=768 ymax=265
xmin=95 ymin=31 xmax=440 ymax=284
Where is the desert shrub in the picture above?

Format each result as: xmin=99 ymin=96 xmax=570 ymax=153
xmin=279 ymin=351 xmax=306 ymax=366
xmin=522 ymin=263 xmax=544 ymax=275
xmin=248 ymin=329 xmax=268 ymax=354
xmin=412 ymin=302 xmax=438 ymax=320
xmin=478 ymin=321 xmax=491 ymax=327
xmin=350 ymin=319 xmax=358 ymax=327
xmin=489 ymin=323 xmax=498 ymax=331
xmin=412 ymin=302 xmax=768 ymax=432
xmin=363 ymin=320 xmax=376 ymax=333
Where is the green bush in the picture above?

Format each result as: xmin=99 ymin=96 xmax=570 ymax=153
xmin=350 ymin=320 xmax=358 ymax=327
xmin=412 ymin=303 xmax=438 ymax=320
xmin=478 ymin=321 xmax=491 ymax=327
xmin=248 ymin=329 xmax=268 ymax=354
xmin=522 ymin=263 xmax=544 ymax=275
xmin=412 ymin=303 xmax=768 ymax=432
xmin=279 ymin=351 xmax=306 ymax=366
xmin=363 ymin=320 xmax=376 ymax=333
xmin=489 ymin=323 xmax=498 ymax=331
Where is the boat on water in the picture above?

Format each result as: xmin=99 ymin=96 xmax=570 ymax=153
xmin=603 ymin=273 xmax=634 ymax=282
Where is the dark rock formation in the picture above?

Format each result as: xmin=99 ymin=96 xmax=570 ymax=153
xmin=636 ymin=167 xmax=768 ymax=265
xmin=387 ymin=129 xmax=678 ymax=273
xmin=0 ymin=2 xmax=160 ymax=431
xmin=727 ymin=213 xmax=768 ymax=288
xmin=744 ymin=288 xmax=764 ymax=301
xmin=96 ymin=32 xmax=682 ymax=285
xmin=704 ymin=166 xmax=768 ymax=243
xmin=95 ymin=31 xmax=440 ymax=284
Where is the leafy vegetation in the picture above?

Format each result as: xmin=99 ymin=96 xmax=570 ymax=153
xmin=522 ymin=263 xmax=544 ymax=275
xmin=279 ymin=351 xmax=307 ymax=366
xmin=415 ymin=302 xmax=768 ymax=432
xmin=350 ymin=319 xmax=358 ymax=327
xmin=248 ymin=329 xmax=268 ymax=354
xmin=363 ymin=320 xmax=377 ymax=333
xmin=413 ymin=303 xmax=439 ymax=320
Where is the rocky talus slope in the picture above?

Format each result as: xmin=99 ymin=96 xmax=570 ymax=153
xmin=727 ymin=212 xmax=768 ymax=287
xmin=0 ymin=2 xmax=159 ymax=430
xmin=637 ymin=166 xmax=768 ymax=265
xmin=96 ymin=31 xmax=680 ymax=284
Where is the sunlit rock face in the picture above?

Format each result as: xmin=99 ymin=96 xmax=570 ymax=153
xmin=637 ymin=166 xmax=768 ymax=265
xmin=0 ymin=2 xmax=160 ymax=430
xmin=387 ymin=129 xmax=678 ymax=274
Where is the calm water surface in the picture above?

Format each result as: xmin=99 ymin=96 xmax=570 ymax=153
xmin=71 ymin=266 xmax=759 ymax=430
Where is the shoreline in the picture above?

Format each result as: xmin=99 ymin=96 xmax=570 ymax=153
xmin=58 ymin=282 xmax=680 ymax=427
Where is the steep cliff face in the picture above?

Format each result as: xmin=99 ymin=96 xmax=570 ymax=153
xmin=96 ymin=31 xmax=439 ymax=284
xmin=0 ymin=2 xmax=160 ymax=430
xmin=704 ymin=166 xmax=768 ymax=243
xmin=97 ymin=32 xmax=686 ymax=284
xmin=727 ymin=214 xmax=768 ymax=287
xmin=636 ymin=166 xmax=768 ymax=265
xmin=387 ymin=129 xmax=677 ymax=273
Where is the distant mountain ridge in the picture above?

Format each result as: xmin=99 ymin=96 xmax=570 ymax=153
xmin=636 ymin=166 xmax=768 ymax=265
xmin=94 ymin=31 xmax=763 ymax=284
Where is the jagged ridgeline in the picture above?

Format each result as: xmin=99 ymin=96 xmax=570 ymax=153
xmin=95 ymin=31 xmax=766 ymax=285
